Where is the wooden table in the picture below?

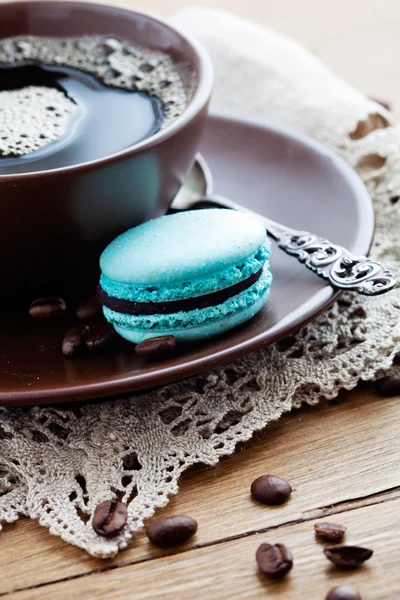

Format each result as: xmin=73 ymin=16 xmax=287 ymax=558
xmin=3 ymin=1 xmax=400 ymax=598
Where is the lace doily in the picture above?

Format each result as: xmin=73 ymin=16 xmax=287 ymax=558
xmin=0 ymin=8 xmax=399 ymax=558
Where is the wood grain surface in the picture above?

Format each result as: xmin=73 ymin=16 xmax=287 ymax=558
xmin=2 ymin=1 xmax=400 ymax=598
xmin=2 ymin=388 xmax=400 ymax=598
xmin=10 ymin=500 xmax=400 ymax=600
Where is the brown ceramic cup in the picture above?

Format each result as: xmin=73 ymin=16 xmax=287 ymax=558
xmin=0 ymin=0 xmax=213 ymax=306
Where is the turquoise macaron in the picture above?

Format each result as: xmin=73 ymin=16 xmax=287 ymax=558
xmin=98 ymin=209 xmax=272 ymax=343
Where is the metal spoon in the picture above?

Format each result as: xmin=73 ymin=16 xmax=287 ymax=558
xmin=171 ymin=154 xmax=396 ymax=297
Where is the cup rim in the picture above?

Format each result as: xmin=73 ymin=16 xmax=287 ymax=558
xmin=0 ymin=0 xmax=213 ymax=182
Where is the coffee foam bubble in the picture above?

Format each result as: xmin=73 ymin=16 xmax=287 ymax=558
xmin=0 ymin=35 xmax=190 ymax=158
xmin=0 ymin=87 xmax=76 ymax=157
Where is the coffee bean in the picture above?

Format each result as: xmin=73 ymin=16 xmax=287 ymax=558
xmin=314 ymin=522 xmax=346 ymax=542
xmin=62 ymin=325 xmax=89 ymax=357
xmin=29 ymin=296 xmax=66 ymax=319
xmin=375 ymin=375 xmax=400 ymax=396
xmin=146 ymin=515 xmax=197 ymax=547
xmin=326 ymin=585 xmax=362 ymax=600
xmin=86 ymin=329 xmax=117 ymax=353
xmin=135 ymin=336 xmax=176 ymax=359
xmin=256 ymin=543 xmax=293 ymax=579
xmin=324 ymin=545 xmax=373 ymax=568
xmin=369 ymin=96 xmax=392 ymax=111
xmin=92 ymin=500 xmax=128 ymax=538
xmin=76 ymin=295 xmax=103 ymax=321
xmin=251 ymin=475 xmax=292 ymax=505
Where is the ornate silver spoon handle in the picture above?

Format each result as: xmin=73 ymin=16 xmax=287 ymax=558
xmin=193 ymin=195 xmax=397 ymax=297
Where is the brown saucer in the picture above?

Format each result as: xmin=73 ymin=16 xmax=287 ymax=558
xmin=0 ymin=113 xmax=374 ymax=405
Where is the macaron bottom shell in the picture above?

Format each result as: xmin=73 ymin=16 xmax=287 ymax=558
xmin=113 ymin=285 xmax=271 ymax=344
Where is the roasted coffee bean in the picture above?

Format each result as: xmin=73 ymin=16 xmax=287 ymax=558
xmin=324 ymin=545 xmax=373 ymax=568
xmin=375 ymin=375 xmax=400 ymax=396
xmin=29 ymin=296 xmax=66 ymax=319
xmin=146 ymin=515 xmax=197 ymax=547
xmin=314 ymin=522 xmax=346 ymax=542
xmin=86 ymin=329 xmax=117 ymax=353
xmin=251 ymin=475 xmax=292 ymax=505
xmin=76 ymin=295 xmax=103 ymax=321
xmin=92 ymin=500 xmax=128 ymax=538
xmin=256 ymin=543 xmax=293 ymax=579
xmin=62 ymin=325 xmax=89 ymax=357
xmin=369 ymin=96 xmax=392 ymax=111
xmin=135 ymin=336 xmax=176 ymax=359
xmin=326 ymin=585 xmax=362 ymax=600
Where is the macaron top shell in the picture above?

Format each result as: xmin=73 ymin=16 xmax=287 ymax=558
xmin=100 ymin=209 xmax=267 ymax=286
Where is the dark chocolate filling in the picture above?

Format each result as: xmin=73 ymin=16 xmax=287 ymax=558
xmin=99 ymin=268 xmax=263 ymax=316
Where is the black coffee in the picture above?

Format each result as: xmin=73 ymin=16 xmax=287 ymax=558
xmin=0 ymin=63 xmax=164 ymax=174
xmin=0 ymin=35 xmax=189 ymax=174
